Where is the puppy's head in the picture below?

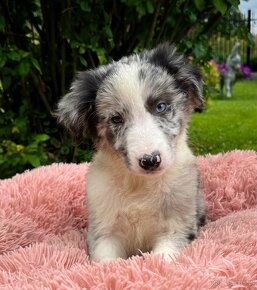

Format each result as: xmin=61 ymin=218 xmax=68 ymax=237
xmin=56 ymin=43 xmax=204 ymax=176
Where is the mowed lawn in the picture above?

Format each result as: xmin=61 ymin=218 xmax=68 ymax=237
xmin=188 ymin=80 xmax=257 ymax=155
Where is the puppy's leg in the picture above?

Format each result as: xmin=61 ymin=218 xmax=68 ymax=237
xmin=89 ymin=236 xmax=126 ymax=262
xmin=152 ymin=233 xmax=190 ymax=262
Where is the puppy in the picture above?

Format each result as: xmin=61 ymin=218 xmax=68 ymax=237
xmin=56 ymin=43 xmax=206 ymax=262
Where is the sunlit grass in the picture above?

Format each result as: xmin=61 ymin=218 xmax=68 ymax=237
xmin=188 ymin=80 xmax=257 ymax=155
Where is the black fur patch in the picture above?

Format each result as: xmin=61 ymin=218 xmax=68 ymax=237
xmin=146 ymin=44 xmax=180 ymax=76
xmin=138 ymin=68 xmax=147 ymax=81
xmin=144 ymin=43 xmax=204 ymax=109
xmin=187 ymin=233 xmax=196 ymax=242
xmin=106 ymin=125 xmax=116 ymax=146
xmin=145 ymin=95 xmax=173 ymax=116
xmin=198 ymin=215 xmax=206 ymax=228
xmin=76 ymin=71 xmax=108 ymax=142
xmin=56 ymin=65 xmax=115 ymax=146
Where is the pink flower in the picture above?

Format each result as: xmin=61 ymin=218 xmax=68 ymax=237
xmin=240 ymin=64 xmax=252 ymax=80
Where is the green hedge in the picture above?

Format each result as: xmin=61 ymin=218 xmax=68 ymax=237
xmin=0 ymin=0 xmax=250 ymax=178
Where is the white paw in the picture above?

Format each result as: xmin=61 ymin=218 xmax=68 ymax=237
xmin=89 ymin=236 xmax=126 ymax=262
xmin=152 ymin=246 xmax=180 ymax=263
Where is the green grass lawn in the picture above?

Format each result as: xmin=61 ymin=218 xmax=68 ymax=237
xmin=188 ymin=80 xmax=257 ymax=155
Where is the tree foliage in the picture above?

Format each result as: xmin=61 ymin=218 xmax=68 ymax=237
xmin=0 ymin=0 xmax=249 ymax=178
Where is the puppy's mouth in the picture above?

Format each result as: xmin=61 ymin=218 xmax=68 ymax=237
xmin=137 ymin=167 xmax=166 ymax=176
xmin=129 ymin=164 xmax=166 ymax=177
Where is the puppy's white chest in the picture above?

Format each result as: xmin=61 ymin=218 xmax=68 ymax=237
xmin=116 ymin=202 xmax=159 ymax=227
xmin=113 ymin=194 xmax=164 ymax=253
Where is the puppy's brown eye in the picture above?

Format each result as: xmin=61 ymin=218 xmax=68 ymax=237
xmin=111 ymin=115 xmax=124 ymax=124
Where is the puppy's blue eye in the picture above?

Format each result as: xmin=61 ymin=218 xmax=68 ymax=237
xmin=111 ymin=115 xmax=124 ymax=124
xmin=156 ymin=102 xmax=167 ymax=114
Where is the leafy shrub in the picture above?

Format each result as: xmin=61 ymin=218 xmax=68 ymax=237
xmin=0 ymin=135 xmax=49 ymax=178
xmin=0 ymin=97 xmax=49 ymax=177
xmin=202 ymin=60 xmax=220 ymax=100
xmin=0 ymin=0 xmax=250 ymax=178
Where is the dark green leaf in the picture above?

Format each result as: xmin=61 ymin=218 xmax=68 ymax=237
xmin=0 ymin=16 xmax=5 ymax=32
xmin=146 ymin=0 xmax=154 ymax=14
xmin=136 ymin=2 xmax=146 ymax=16
xmin=26 ymin=154 xmax=41 ymax=167
xmin=25 ymin=142 xmax=38 ymax=153
xmin=79 ymin=46 xmax=86 ymax=54
xmin=2 ymin=76 xmax=11 ymax=89
xmin=8 ymin=50 xmax=21 ymax=61
xmin=80 ymin=1 xmax=91 ymax=12
xmin=0 ymin=54 xmax=7 ymax=68
xmin=79 ymin=55 xmax=88 ymax=67
xmin=193 ymin=0 xmax=205 ymax=11
xmin=31 ymin=58 xmax=41 ymax=73
xmin=227 ymin=0 xmax=239 ymax=6
xmin=193 ymin=43 xmax=206 ymax=58
xmin=19 ymin=51 xmax=30 ymax=59
xmin=18 ymin=62 xmax=30 ymax=76
xmin=213 ymin=0 xmax=228 ymax=15
xmin=60 ymin=146 xmax=70 ymax=155
xmin=189 ymin=12 xmax=197 ymax=22
xmin=103 ymin=26 xmax=113 ymax=38
xmin=33 ymin=134 xmax=50 ymax=142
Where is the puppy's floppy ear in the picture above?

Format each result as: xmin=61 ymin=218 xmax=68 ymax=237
xmin=56 ymin=68 xmax=108 ymax=145
xmin=143 ymin=43 xmax=205 ymax=109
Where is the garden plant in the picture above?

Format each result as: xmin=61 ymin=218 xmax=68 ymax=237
xmin=0 ymin=0 xmax=255 ymax=178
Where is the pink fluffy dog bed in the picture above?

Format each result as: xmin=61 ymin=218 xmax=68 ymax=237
xmin=0 ymin=150 xmax=256 ymax=289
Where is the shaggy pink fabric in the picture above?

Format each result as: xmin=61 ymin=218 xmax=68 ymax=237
xmin=0 ymin=150 xmax=256 ymax=289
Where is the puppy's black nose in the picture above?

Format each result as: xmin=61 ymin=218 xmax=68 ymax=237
xmin=139 ymin=151 xmax=161 ymax=170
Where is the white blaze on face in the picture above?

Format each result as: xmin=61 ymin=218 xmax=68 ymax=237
xmin=126 ymin=113 xmax=174 ymax=174
xmin=108 ymin=62 xmax=175 ymax=175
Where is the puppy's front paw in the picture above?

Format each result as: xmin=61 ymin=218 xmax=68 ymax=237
xmin=89 ymin=236 xmax=126 ymax=262
xmin=152 ymin=238 xmax=183 ymax=263
xmin=152 ymin=248 xmax=179 ymax=263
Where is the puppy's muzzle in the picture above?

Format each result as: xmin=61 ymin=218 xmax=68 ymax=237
xmin=139 ymin=151 xmax=161 ymax=171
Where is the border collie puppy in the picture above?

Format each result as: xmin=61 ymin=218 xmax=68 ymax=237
xmin=56 ymin=43 xmax=206 ymax=262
